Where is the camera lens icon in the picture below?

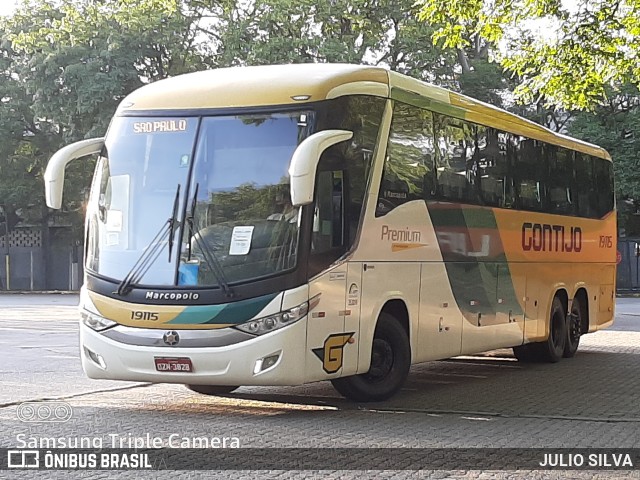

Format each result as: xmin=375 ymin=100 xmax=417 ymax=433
xmin=17 ymin=402 xmax=72 ymax=423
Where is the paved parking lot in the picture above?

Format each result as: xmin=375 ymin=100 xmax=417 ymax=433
xmin=0 ymin=294 xmax=639 ymax=478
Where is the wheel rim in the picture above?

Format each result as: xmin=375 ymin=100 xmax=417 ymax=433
xmin=365 ymin=338 xmax=394 ymax=383
xmin=568 ymin=307 xmax=581 ymax=346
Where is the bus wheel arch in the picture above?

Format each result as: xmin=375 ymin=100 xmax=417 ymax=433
xmin=379 ymin=299 xmax=410 ymax=344
xmin=331 ymin=302 xmax=411 ymax=402
xmin=565 ymin=288 xmax=589 ymax=358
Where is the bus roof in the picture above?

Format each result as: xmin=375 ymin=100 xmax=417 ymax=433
xmin=120 ymin=63 xmax=611 ymax=161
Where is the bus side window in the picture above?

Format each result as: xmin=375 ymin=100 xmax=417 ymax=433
xmin=575 ymin=153 xmax=597 ymax=217
xmin=547 ymin=147 xmax=575 ymax=215
xmin=376 ymin=102 xmax=433 ymax=216
xmin=514 ymin=137 xmax=545 ymax=212
xmin=433 ymin=115 xmax=481 ymax=205
xmin=481 ymin=129 xmax=515 ymax=208
xmin=593 ymin=156 xmax=615 ymax=217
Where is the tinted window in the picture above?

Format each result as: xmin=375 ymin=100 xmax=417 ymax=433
xmin=376 ymin=102 xmax=435 ymax=216
xmin=575 ymin=153 xmax=597 ymax=217
xmin=480 ymin=129 xmax=517 ymax=208
xmin=514 ymin=137 xmax=546 ymax=211
xmin=593 ymin=156 xmax=615 ymax=217
xmin=372 ymin=100 xmax=613 ymax=219
xmin=434 ymin=115 xmax=484 ymax=204
xmin=548 ymin=147 xmax=575 ymax=215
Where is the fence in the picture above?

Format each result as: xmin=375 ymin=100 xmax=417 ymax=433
xmin=617 ymin=238 xmax=640 ymax=292
xmin=0 ymin=227 xmax=83 ymax=291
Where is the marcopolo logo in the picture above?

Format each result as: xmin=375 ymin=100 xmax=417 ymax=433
xmin=144 ymin=291 xmax=200 ymax=301
xmin=17 ymin=401 xmax=73 ymax=423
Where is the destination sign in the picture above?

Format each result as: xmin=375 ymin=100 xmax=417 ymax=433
xmin=132 ymin=120 xmax=188 ymax=133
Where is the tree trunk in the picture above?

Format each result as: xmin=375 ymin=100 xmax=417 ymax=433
xmin=457 ymin=48 xmax=471 ymax=74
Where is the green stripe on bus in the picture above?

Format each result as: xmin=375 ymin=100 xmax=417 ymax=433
xmin=166 ymin=304 xmax=226 ymax=325
xmin=168 ymin=293 xmax=279 ymax=325
xmin=427 ymin=202 xmax=523 ymax=317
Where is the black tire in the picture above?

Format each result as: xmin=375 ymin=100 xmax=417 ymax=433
xmin=564 ymin=296 xmax=584 ymax=358
xmin=186 ymin=385 xmax=239 ymax=395
xmin=331 ymin=312 xmax=410 ymax=402
xmin=528 ymin=296 xmax=567 ymax=363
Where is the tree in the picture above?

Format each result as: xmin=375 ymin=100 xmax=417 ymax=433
xmin=569 ymin=85 xmax=640 ymax=236
xmin=196 ymin=0 xmax=458 ymax=85
xmin=7 ymin=0 xmax=617 ymax=243
xmin=418 ymin=0 xmax=640 ymax=111
xmin=0 ymin=0 xmax=472 ymax=236
xmin=0 ymin=0 xmax=209 ymax=286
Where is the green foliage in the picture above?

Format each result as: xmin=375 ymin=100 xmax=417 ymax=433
xmin=0 ymin=0 xmax=206 ymax=236
xmin=205 ymin=0 xmax=457 ymax=84
xmin=1 ymin=0 xmax=637 ymax=243
xmin=0 ymin=0 xmax=463 ymax=237
xmin=418 ymin=0 xmax=640 ymax=110
xmin=458 ymin=59 xmax=508 ymax=107
xmin=568 ymin=86 xmax=640 ymax=235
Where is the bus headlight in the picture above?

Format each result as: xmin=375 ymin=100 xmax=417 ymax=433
xmin=235 ymin=301 xmax=309 ymax=336
xmin=81 ymin=310 xmax=117 ymax=331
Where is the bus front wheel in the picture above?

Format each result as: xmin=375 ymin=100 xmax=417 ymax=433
xmin=186 ymin=385 xmax=239 ymax=395
xmin=331 ymin=312 xmax=410 ymax=402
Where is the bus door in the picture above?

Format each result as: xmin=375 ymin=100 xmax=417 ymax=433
xmin=305 ymin=169 xmax=355 ymax=382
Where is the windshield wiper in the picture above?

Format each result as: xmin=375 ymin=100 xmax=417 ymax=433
xmin=186 ymin=183 xmax=199 ymax=262
xmin=115 ymin=184 xmax=181 ymax=296
xmin=185 ymin=184 xmax=235 ymax=299
xmin=167 ymin=184 xmax=181 ymax=262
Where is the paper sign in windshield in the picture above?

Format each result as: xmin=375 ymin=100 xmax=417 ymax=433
xmin=106 ymin=210 xmax=123 ymax=232
xmin=229 ymin=226 xmax=254 ymax=255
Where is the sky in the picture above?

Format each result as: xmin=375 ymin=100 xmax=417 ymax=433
xmin=0 ymin=0 xmax=18 ymax=17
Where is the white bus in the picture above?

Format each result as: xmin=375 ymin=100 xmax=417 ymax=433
xmin=46 ymin=64 xmax=616 ymax=401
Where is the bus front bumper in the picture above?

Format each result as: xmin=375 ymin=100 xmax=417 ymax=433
xmin=80 ymin=319 xmax=307 ymax=386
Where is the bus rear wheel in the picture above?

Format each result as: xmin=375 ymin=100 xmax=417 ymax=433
xmin=564 ymin=297 xmax=584 ymax=358
xmin=186 ymin=385 xmax=239 ymax=395
xmin=331 ymin=312 xmax=410 ymax=402
xmin=529 ymin=296 xmax=567 ymax=363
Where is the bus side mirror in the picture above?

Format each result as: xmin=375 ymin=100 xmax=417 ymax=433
xmin=288 ymin=130 xmax=353 ymax=207
xmin=44 ymin=137 xmax=105 ymax=209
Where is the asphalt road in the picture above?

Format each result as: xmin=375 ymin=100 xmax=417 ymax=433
xmin=612 ymin=297 xmax=640 ymax=330
xmin=0 ymin=294 xmax=639 ymax=479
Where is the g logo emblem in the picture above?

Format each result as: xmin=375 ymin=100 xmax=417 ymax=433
xmin=313 ymin=333 xmax=354 ymax=374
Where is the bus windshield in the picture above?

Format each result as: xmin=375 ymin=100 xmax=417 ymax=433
xmin=86 ymin=112 xmax=311 ymax=288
